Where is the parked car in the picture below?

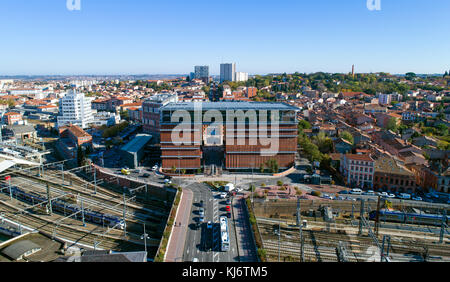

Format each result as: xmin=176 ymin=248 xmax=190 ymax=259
xmin=379 ymin=192 xmax=389 ymax=198
xmin=363 ymin=190 xmax=375 ymax=196
xmin=199 ymin=216 xmax=205 ymax=223
xmin=220 ymin=192 xmax=227 ymax=199
xmin=199 ymin=208 xmax=205 ymax=217
xmin=398 ymin=193 xmax=412 ymax=200
xmin=152 ymin=165 xmax=158 ymax=171
xmin=412 ymin=196 xmax=422 ymax=201
xmin=387 ymin=193 xmax=396 ymax=198
xmin=338 ymin=190 xmax=349 ymax=194
xmin=226 ymin=206 xmax=231 ymax=212
xmin=142 ymin=173 xmax=150 ymax=178
xmin=350 ymin=188 xmax=363 ymax=195
xmin=207 ymin=221 xmax=213 ymax=229
xmin=199 ymin=200 xmax=204 ymax=207
xmin=226 ymin=198 xmax=231 ymax=205
xmin=227 ymin=212 xmax=232 ymax=218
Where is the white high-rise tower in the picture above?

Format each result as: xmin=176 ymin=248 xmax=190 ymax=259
xmin=57 ymin=89 xmax=94 ymax=129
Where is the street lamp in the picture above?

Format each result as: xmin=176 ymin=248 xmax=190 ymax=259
xmin=141 ymin=223 xmax=150 ymax=254
xmin=141 ymin=233 xmax=150 ymax=254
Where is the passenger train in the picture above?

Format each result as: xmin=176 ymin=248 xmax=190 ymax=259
xmin=369 ymin=209 xmax=449 ymax=226
xmin=1 ymin=185 xmax=125 ymax=229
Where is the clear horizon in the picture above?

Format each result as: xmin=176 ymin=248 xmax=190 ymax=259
xmin=1 ymin=0 xmax=449 ymax=75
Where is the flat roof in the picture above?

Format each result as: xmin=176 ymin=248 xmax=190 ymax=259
xmin=121 ymin=134 xmax=152 ymax=153
xmin=161 ymin=101 xmax=299 ymax=111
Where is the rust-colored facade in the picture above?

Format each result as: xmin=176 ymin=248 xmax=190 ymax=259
xmin=160 ymin=102 xmax=299 ymax=172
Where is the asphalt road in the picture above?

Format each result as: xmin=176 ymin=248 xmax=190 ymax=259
xmin=182 ymin=182 xmax=239 ymax=262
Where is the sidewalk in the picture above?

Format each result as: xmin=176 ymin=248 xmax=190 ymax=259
xmin=165 ymin=188 xmax=193 ymax=262
xmin=232 ymin=195 xmax=258 ymax=262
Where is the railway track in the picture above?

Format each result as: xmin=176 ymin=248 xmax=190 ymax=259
xmin=11 ymin=169 xmax=169 ymax=217
xmin=257 ymin=219 xmax=450 ymax=262
xmin=0 ymin=200 xmax=156 ymax=251
xmin=6 ymin=172 xmax=168 ymax=225
xmin=7 ymin=176 xmax=165 ymax=228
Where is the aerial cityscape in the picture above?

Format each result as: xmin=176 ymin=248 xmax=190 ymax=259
xmin=0 ymin=0 xmax=449 ymax=273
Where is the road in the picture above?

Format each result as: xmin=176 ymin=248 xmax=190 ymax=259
xmin=182 ymin=182 xmax=240 ymax=262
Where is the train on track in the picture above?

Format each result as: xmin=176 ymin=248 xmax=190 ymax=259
xmin=369 ymin=209 xmax=449 ymax=226
xmin=1 ymin=185 xmax=125 ymax=230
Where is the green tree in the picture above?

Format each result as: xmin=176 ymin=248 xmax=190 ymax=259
xmin=339 ymin=131 xmax=354 ymax=145
xmin=386 ymin=117 xmax=398 ymax=132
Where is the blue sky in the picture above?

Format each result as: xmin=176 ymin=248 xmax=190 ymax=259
xmin=0 ymin=0 xmax=449 ymax=75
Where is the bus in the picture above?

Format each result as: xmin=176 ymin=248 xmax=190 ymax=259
xmin=220 ymin=216 xmax=230 ymax=252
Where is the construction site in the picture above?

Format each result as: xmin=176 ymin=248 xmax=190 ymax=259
xmin=0 ymin=140 xmax=176 ymax=261
xmin=251 ymin=198 xmax=450 ymax=262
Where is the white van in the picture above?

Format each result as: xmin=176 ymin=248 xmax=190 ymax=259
xmin=350 ymin=188 xmax=363 ymax=195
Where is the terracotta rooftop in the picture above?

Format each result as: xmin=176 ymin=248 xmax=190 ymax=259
xmin=344 ymin=154 xmax=374 ymax=162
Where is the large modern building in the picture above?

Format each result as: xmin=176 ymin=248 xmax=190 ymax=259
xmin=194 ymin=66 xmax=210 ymax=83
xmin=220 ymin=63 xmax=236 ymax=83
xmin=235 ymin=72 xmax=249 ymax=82
xmin=159 ymin=101 xmax=299 ymax=173
xmin=142 ymin=93 xmax=178 ymax=141
xmin=57 ymin=89 xmax=94 ymax=129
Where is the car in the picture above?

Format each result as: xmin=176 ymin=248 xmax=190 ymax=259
xmin=447 ymin=199 xmax=450 ymax=204
xmin=207 ymin=221 xmax=213 ymax=229
xmin=142 ymin=173 xmax=150 ymax=178
xmin=227 ymin=212 xmax=232 ymax=218
xmin=350 ymin=188 xmax=363 ymax=195
xmin=363 ymin=190 xmax=375 ymax=196
xmin=220 ymin=192 xmax=227 ymax=199
xmin=336 ymin=196 xmax=345 ymax=201
xmin=387 ymin=193 xmax=396 ymax=198
xmin=398 ymin=193 xmax=411 ymax=200
xmin=152 ymin=165 xmax=158 ymax=171
xmin=379 ymin=192 xmax=389 ymax=198
xmin=412 ymin=196 xmax=422 ymax=201
xmin=164 ymin=179 xmax=172 ymax=184
xmin=199 ymin=208 xmax=205 ymax=217
xmin=121 ymin=168 xmax=130 ymax=175
xmin=226 ymin=206 xmax=231 ymax=212
xmin=199 ymin=200 xmax=204 ymax=207
xmin=338 ymin=190 xmax=349 ymax=194
xmin=199 ymin=216 xmax=205 ymax=223
xmin=192 ymin=258 xmax=199 ymax=262
xmin=226 ymin=198 xmax=231 ymax=205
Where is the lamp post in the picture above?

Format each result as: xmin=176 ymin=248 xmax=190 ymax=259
xmin=141 ymin=223 xmax=150 ymax=255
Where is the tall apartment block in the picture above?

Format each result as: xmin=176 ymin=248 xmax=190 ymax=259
xmin=57 ymin=89 xmax=94 ymax=129
xmin=159 ymin=101 xmax=299 ymax=173
xmin=194 ymin=66 xmax=210 ymax=83
xmin=220 ymin=63 xmax=236 ymax=83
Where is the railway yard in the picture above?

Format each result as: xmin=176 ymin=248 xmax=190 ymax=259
xmin=253 ymin=199 xmax=450 ymax=262
xmin=0 ymin=163 xmax=173 ymax=259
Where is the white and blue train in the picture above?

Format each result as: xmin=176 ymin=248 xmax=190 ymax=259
xmin=2 ymin=186 xmax=125 ymax=229
xmin=369 ymin=209 xmax=449 ymax=226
